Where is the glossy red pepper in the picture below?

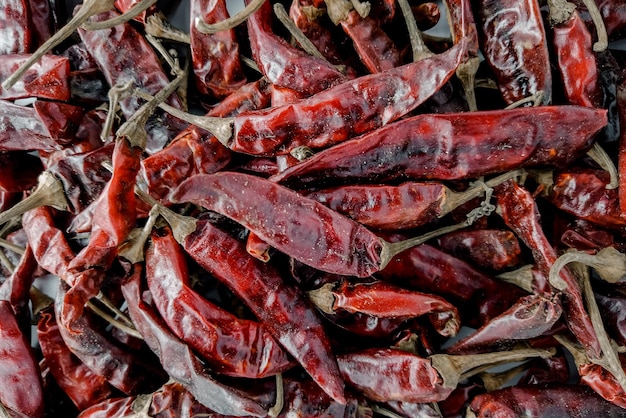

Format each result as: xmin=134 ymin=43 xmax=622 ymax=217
xmin=209 ymin=40 xmax=465 ymax=156
xmin=37 ymin=308 xmax=114 ymax=410
xmin=549 ymin=1 xmax=602 ymax=108
xmin=165 ymin=213 xmax=346 ymax=404
xmin=476 ymin=0 xmax=552 ymax=105
xmin=272 ymin=106 xmax=606 ymax=189
xmin=445 ymin=294 xmax=562 ymax=354
xmin=146 ymin=227 xmax=294 ymax=378
xmin=190 ymin=0 xmax=246 ymax=99
xmin=141 ymin=79 xmax=271 ymax=203
xmin=120 ymin=266 xmax=269 ymax=417
xmin=468 ymin=384 xmax=626 ymax=417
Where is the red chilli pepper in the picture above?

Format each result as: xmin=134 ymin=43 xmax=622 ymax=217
xmin=0 ymin=300 xmax=44 ymax=417
xmin=167 ymin=214 xmax=347 ymax=404
xmin=476 ymin=0 xmax=552 ymax=105
xmin=190 ymin=0 xmax=246 ymax=99
xmin=272 ymin=106 xmax=606 ymax=189
xmin=146 ymin=227 xmax=294 ymax=378
xmin=0 ymin=54 xmax=70 ymax=100
xmin=0 ymin=0 xmax=31 ymax=54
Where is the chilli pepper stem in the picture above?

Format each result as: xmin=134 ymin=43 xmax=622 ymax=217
xmin=81 ymin=0 xmax=158 ymax=30
xmin=134 ymin=92 xmax=234 ymax=146
xmin=0 ymin=172 xmax=68 ymax=228
xmin=0 ymin=238 xmax=25 ymax=255
xmin=579 ymin=0 xmax=608 ymax=51
xmin=268 ymin=374 xmax=284 ymax=418
xmin=145 ymin=12 xmax=191 ymax=44
xmin=85 ymin=301 xmax=143 ymax=340
xmin=195 ymin=0 xmax=266 ymax=34
xmin=547 ymin=0 xmax=576 ymax=25
xmin=1 ymin=0 xmax=116 ymax=89
xmin=586 ymin=142 xmax=619 ymax=189
xmin=429 ymin=348 xmax=555 ymax=390
xmin=397 ymin=0 xmax=433 ymax=61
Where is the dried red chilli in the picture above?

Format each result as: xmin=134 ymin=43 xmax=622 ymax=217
xmin=153 ymin=40 xmax=466 ymax=156
xmin=0 ymin=0 xmax=31 ymax=55
xmin=467 ymin=384 xmax=626 ymax=417
xmin=0 ymin=54 xmax=70 ymax=100
xmin=271 ymin=105 xmax=606 ymax=188
xmin=476 ymin=0 xmax=552 ymax=105
xmin=376 ymin=242 xmax=527 ymax=328
xmin=77 ymin=10 xmax=186 ymax=154
xmin=120 ymin=265 xmax=270 ymax=417
xmin=246 ymin=0 xmax=347 ymax=96
xmin=308 ymin=280 xmax=461 ymax=337
xmin=140 ymin=79 xmax=271 ymax=203
xmin=156 ymin=208 xmax=347 ymax=404
xmin=37 ymin=308 xmax=115 ymax=411
xmin=445 ymin=293 xmax=563 ymax=354
xmin=146 ymin=227 xmax=294 ymax=378
xmin=495 ymin=180 xmax=602 ymax=359
xmin=0 ymin=300 xmax=44 ymax=417
xmin=436 ymin=229 xmax=523 ymax=272
xmin=190 ymin=0 xmax=246 ymax=99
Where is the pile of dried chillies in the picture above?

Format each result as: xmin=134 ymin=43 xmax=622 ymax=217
xmin=4 ymin=0 xmax=626 ymax=416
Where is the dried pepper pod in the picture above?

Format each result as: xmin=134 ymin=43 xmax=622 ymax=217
xmin=272 ymin=106 xmax=606 ymax=189
xmin=120 ymin=266 xmax=270 ymax=417
xmin=0 ymin=0 xmax=32 ymax=55
xmin=467 ymin=384 xmax=626 ymax=417
xmin=476 ymin=0 xmax=552 ymax=105
xmin=150 ymin=40 xmax=466 ymax=156
xmin=0 ymin=300 xmax=44 ymax=417
xmin=190 ymin=0 xmax=246 ymax=99
xmin=308 ymin=280 xmax=461 ymax=337
xmin=337 ymin=347 xmax=553 ymax=403
xmin=0 ymin=54 xmax=70 ymax=100
xmin=146 ymin=227 xmax=294 ymax=378
xmin=37 ymin=308 xmax=115 ymax=411
xmin=436 ymin=229 xmax=522 ymax=272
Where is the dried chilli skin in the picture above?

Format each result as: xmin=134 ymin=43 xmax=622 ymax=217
xmin=228 ymin=41 xmax=466 ymax=156
xmin=246 ymin=0 xmax=347 ymax=97
xmin=190 ymin=0 xmax=246 ymax=99
xmin=551 ymin=7 xmax=602 ymax=108
xmin=545 ymin=168 xmax=626 ymax=231
xmin=476 ymin=0 xmax=552 ymax=105
xmin=178 ymin=218 xmax=347 ymax=404
xmin=172 ymin=172 xmax=383 ymax=278
xmin=0 ymin=0 xmax=31 ymax=55
xmin=146 ymin=228 xmax=294 ymax=378
xmin=120 ymin=267 xmax=269 ymax=417
xmin=305 ymin=181 xmax=447 ymax=230
xmin=495 ymin=180 xmax=602 ymax=359
xmin=0 ymin=99 xmax=61 ymax=151
xmin=0 ymin=54 xmax=70 ymax=100
xmin=436 ymin=229 xmax=522 ymax=272
xmin=468 ymin=384 xmax=626 ymax=417
xmin=0 ymin=300 xmax=44 ymax=418
xmin=272 ymin=106 xmax=606 ymax=189
xmin=445 ymin=294 xmax=563 ymax=354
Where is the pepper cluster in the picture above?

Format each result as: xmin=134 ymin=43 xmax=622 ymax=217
xmin=1 ymin=0 xmax=626 ymax=416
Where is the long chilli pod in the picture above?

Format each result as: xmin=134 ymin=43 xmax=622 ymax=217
xmin=146 ymin=227 xmax=294 ymax=378
xmin=156 ymin=206 xmax=347 ymax=404
xmin=150 ymin=40 xmax=467 ymax=156
xmin=171 ymin=171 xmax=480 ymax=277
xmin=271 ymin=106 xmax=606 ymax=188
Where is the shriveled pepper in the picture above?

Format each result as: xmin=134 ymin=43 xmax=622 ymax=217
xmin=0 ymin=0 xmax=31 ymax=55
xmin=271 ymin=106 xmax=606 ymax=189
xmin=476 ymin=0 xmax=552 ymax=105
xmin=146 ymin=227 xmax=294 ymax=378
xmin=0 ymin=54 xmax=70 ymax=100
